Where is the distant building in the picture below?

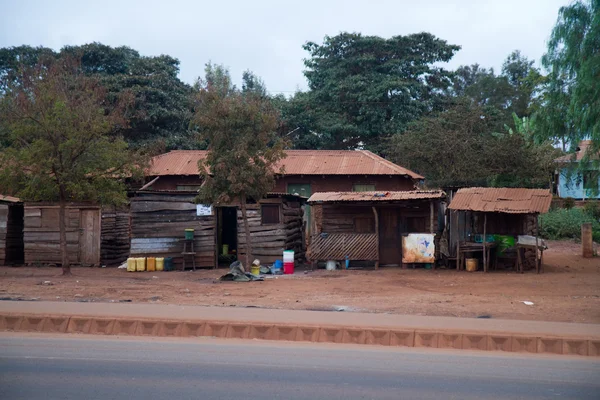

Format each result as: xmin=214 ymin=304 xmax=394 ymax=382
xmin=555 ymin=140 xmax=600 ymax=200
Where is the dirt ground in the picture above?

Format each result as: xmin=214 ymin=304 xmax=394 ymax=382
xmin=1 ymin=240 xmax=598 ymax=323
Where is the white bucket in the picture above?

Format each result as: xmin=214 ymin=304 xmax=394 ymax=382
xmin=326 ymin=260 xmax=337 ymax=271
xmin=283 ymin=250 xmax=294 ymax=262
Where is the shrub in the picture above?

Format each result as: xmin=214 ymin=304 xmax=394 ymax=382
xmin=563 ymin=197 xmax=575 ymax=209
xmin=583 ymin=200 xmax=600 ymax=220
xmin=539 ymin=208 xmax=600 ymax=240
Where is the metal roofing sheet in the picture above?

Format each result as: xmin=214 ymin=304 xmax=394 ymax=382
xmin=307 ymin=190 xmax=446 ymax=203
xmin=148 ymin=150 xmax=423 ymax=179
xmin=555 ymin=140 xmax=598 ymax=162
xmin=0 ymin=195 xmax=21 ymax=203
xmin=448 ymin=187 xmax=552 ymax=214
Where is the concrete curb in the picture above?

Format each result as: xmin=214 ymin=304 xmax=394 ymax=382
xmin=1 ymin=312 xmax=598 ymax=357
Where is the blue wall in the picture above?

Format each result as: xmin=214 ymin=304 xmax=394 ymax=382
xmin=558 ymin=168 xmax=600 ymax=199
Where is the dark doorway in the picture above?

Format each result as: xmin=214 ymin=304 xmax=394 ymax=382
xmin=379 ymin=208 xmax=402 ymax=265
xmin=6 ymin=204 xmax=24 ymax=265
xmin=217 ymin=207 xmax=238 ymax=266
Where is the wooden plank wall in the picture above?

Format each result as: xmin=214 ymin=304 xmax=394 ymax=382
xmin=101 ymin=206 xmax=131 ymax=266
xmin=129 ymin=194 xmax=216 ymax=268
xmin=237 ymin=197 xmax=304 ymax=265
xmin=0 ymin=204 xmax=7 ymax=265
xmin=23 ymin=205 xmax=83 ymax=265
xmin=321 ymin=205 xmax=375 ymax=233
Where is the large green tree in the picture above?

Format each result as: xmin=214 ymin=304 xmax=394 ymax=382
xmin=0 ymin=43 xmax=194 ymax=150
xmin=541 ymin=0 xmax=599 ymax=153
xmin=193 ymin=64 xmax=286 ymax=268
xmin=0 ymin=56 xmax=144 ymax=275
xmin=387 ymin=99 xmax=559 ymax=188
xmin=282 ymin=32 xmax=460 ymax=150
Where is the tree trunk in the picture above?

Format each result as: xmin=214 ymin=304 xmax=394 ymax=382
xmin=240 ymin=196 xmax=252 ymax=269
xmin=59 ymin=198 xmax=71 ymax=276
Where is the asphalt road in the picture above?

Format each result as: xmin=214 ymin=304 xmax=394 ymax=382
xmin=0 ymin=334 xmax=599 ymax=400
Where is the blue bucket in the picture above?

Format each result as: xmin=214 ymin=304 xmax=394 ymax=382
xmin=273 ymin=260 xmax=283 ymax=271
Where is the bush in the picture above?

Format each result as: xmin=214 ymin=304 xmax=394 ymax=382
xmin=563 ymin=197 xmax=575 ymax=209
xmin=583 ymin=200 xmax=600 ymax=220
xmin=540 ymin=208 xmax=600 ymax=240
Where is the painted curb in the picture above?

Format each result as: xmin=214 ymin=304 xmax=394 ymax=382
xmin=1 ymin=312 xmax=598 ymax=357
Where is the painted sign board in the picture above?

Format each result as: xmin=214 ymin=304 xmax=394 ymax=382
xmin=402 ymin=233 xmax=435 ymax=263
xmin=196 ymin=204 xmax=213 ymax=216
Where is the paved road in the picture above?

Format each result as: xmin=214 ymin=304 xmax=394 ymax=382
xmin=0 ymin=334 xmax=599 ymax=400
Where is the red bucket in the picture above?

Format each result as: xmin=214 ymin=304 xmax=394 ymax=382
xmin=283 ymin=261 xmax=294 ymax=275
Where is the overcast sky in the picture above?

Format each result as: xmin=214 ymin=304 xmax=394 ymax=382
xmin=1 ymin=0 xmax=568 ymax=94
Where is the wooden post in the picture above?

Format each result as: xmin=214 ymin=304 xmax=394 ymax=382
xmin=372 ymin=206 xmax=379 ymax=269
xmin=483 ymin=213 xmax=487 ymax=273
xmin=429 ymin=201 xmax=434 ymax=233
xmin=582 ymin=222 xmax=593 ymax=258
xmin=535 ymin=215 xmax=540 ymax=274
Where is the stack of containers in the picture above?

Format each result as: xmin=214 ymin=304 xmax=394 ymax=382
xmin=283 ymin=250 xmax=294 ymax=274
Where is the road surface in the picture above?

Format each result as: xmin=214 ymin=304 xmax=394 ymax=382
xmin=0 ymin=333 xmax=599 ymax=399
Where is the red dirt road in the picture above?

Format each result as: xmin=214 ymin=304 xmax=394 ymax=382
xmin=1 ymin=240 xmax=598 ymax=323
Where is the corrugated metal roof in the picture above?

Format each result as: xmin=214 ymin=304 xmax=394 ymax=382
xmin=307 ymin=190 xmax=446 ymax=203
xmin=555 ymin=140 xmax=598 ymax=162
xmin=448 ymin=187 xmax=552 ymax=214
xmin=0 ymin=195 xmax=21 ymax=203
xmin=148 ymin=150 xmax=423 ymax=179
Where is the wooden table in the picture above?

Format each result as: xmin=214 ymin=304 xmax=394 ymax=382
xmin=457 ymin=241 xmax=497 ymax=272
xmin=516 ymin=243 xmax=544 ymax=274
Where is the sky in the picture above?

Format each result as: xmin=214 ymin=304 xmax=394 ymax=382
xmin=1 ymin=0 xmax=569 ymax=95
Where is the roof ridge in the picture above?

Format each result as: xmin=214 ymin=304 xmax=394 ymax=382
xmin=359 ymin=150 xmax=424 ymax=179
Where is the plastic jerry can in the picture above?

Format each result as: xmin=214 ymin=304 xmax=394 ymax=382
xmin=146 ymin=257 xmax=156 ymax=272
xmin=155 ymin=257 xmax=164 ymax=271
xmin=136 ymin=257 xmax=146 ymax=272
xmin=127 ymin=258 xmax=136 ymax=272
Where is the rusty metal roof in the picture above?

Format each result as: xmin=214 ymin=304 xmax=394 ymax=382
xmin=307 ymin=190 xmax=446 ymax=204
xmin=555 ymin=140 xmax=598 ymax=162
xmin=0 ymin=195 xmax=21 ymax=203
xmin=148 ymin=150 xmax=423 ymax=179
xmin=448 ymin=187 xmax=552 ymax=214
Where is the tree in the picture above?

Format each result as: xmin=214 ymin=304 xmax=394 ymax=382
xmin=0 ymin=56 xmax=144 ymax=275
xmin=0 ymin=43 xmax=194 ymax=150
xmin=542 ymin=0 xmax=599 ymax=154
xmin=286 ymin=32 xmax=460 ymax=150
xmin=193 ymin=64 xmax=286 ymax=268
xmin=387 ymin=99 xmax=559 ymax=188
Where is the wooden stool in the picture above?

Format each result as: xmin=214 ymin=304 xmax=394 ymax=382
xmin=182 ymin=239 xmax=196 ymax=271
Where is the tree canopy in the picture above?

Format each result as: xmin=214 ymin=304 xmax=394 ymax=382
xmin=0 ymin=43 xmax=194 ymax=150
xmin=541 ymin=0 xmax=599 ymax=155
xmin=280 ymin=32 xmax=460 ymax=151
xmin=0 ymin=56 xmax=145 ymax=274
xmin=387 ymin=99 xmax=559 ymax=189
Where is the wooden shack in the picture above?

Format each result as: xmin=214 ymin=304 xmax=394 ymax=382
xmin=306 ymin=191 xmax=445 ymax=268
xmin=130 ymin=191 xmax=216 ymax=269
xmin=22 ymin=203 xmax=131 ymax=266
xmin=231 ymin=194 xmax=305 ymax=265
xmin=129 ymin=191 xmax=305 ymax=268
xmin=0 ymin=196 xmax=24 ymax=266
xmin=447 ymin=187 xmax=552 ymax=272
xmin=23 ymin=203 xmax=102 ymax=266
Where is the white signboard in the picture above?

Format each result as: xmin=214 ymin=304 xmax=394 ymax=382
xmin=196 ymin=204 xmax=213 ymax=216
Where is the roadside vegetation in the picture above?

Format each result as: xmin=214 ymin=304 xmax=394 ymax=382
xmin=540 ymin=202 xmax=600 ymax=242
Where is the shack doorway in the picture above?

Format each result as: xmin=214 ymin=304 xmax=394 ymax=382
xmin=217 ymin=207 xmax=238 ymax=265
xmin=379 ymin=208 xmax=402 ymax=265
xmin=5 ymin=204 xmax=24 ymax=265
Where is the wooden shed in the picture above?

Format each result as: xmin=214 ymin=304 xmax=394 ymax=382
xmin=130 ymin=191 xmax=216 ymax=269
xmin=306 ymin=191 xmax=446 ymax=268
xmin=447 ymin=187 xmax=552 ymax=272
xmin=24 ymin=203 xmax=102 ymax=266
xmin=129 ymin=191 xmax=305 ymax=269
xmin=0 ymin=195 xmax=24 ymax=266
